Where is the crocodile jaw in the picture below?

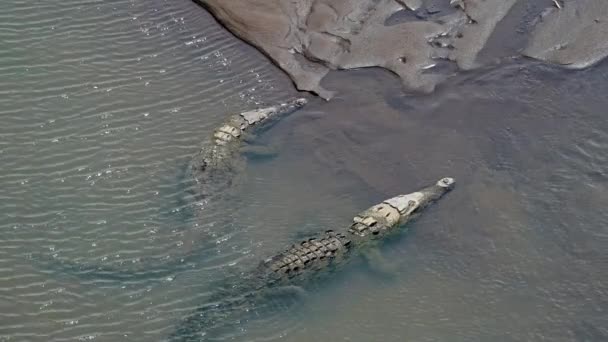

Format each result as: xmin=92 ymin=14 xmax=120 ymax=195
xmin=212 ymin=98 xmax=308 ymax=146
xmin=388 ymin=177 xmax=455 ymax=217
xmin=349 ymin=177 xmax=455 ymax=238
xmin=240 ymin=97 xmax=307 ymax=127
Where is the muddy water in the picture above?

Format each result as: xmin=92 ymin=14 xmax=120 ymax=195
xmin=1 ymin=0 xmax=607 ymax=341
xmin=260 ymin=63 xmax=608 ymax=341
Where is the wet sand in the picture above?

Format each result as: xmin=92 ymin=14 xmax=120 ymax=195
xmin=195 ymin=0 xmax=608 ymax=99
xmin=524 ymin=0 xmax=608 ymax=68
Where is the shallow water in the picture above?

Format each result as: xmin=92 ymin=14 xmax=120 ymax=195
xmin=1 ymin=0 xmax=607 ymax=341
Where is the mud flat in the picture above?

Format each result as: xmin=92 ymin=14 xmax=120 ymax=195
xmin=194 ymin=0 xmax=608 ymax=99
xmin=524 ymin=0 xmax=608 ymax=69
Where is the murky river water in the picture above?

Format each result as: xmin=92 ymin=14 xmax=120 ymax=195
xmin=1 ymin=0 xmax=607 ymax=341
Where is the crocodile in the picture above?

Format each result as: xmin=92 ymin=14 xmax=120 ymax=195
xmin=32 ymin=98 xmax=308 ymax=284
xmin=171 ymin=177 xmax=455 ymax=341
xmin=188 ymin=97 xmax=308 ymax=203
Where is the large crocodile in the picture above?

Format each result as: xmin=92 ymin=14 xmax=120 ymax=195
xmin=171 ymin=177 xmax=455 ymax=341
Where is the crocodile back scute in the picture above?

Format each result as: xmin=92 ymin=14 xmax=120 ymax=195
xmin=260 ymin=230 xmax=352 ymax=282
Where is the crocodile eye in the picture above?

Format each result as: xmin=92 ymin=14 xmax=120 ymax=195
xmin=439 ymin=177 xmax=454 ymax=187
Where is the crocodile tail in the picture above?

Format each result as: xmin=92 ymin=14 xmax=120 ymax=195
xmin=168 ymin=291 xmax=253 ymax=342
xmin=168 ymin=275 xmax=304 ymax=341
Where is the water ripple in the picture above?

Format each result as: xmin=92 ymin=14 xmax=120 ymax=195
xmin=2 ymin=1 xmax=608 ymax=342
xmin=0 ymin=0 xmax=298 ymax=340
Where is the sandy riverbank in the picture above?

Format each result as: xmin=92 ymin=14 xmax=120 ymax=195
xmin=194 ymin=0 xmax=608 ymax=99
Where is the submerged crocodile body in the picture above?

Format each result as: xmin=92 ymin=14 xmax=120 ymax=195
xmin=171 ymin=177 xmax=455 ymax=341
xmin=188 ymin=97 xmax=307 ymax=202
xmin=34 ymin=98 xmax=308 ymax=283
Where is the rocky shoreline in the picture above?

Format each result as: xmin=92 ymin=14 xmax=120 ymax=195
xmin=193 ymin=0 xmax=608 ymax=99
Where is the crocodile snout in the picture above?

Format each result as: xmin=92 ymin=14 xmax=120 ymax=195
xmin=437 ymin=177 xmax=455 ymax=189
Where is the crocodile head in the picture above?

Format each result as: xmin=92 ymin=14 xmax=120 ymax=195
xmin=349 ymin=177 xmax=455 ymax=239
xmin=240 ymin=97 xmax=308 ymax=128
xmin=212 ymin=98 xmax=308 ymax=146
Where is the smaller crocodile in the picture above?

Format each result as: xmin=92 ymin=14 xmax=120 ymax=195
xmin=171 ymin=177 xmax=455 ymax=341
xmin=31 ymin=98 xmax=308 ymax=285
xmin=189 ymin=98 xmax=308 ymax=202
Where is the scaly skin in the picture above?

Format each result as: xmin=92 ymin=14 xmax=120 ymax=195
xmin=188 ymin=98 xmax=308 ymax=201
xmin=171 ymin=177 xmax=455 ymax=341
xmin=257 ymin=177 xmax=455 ymax=285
